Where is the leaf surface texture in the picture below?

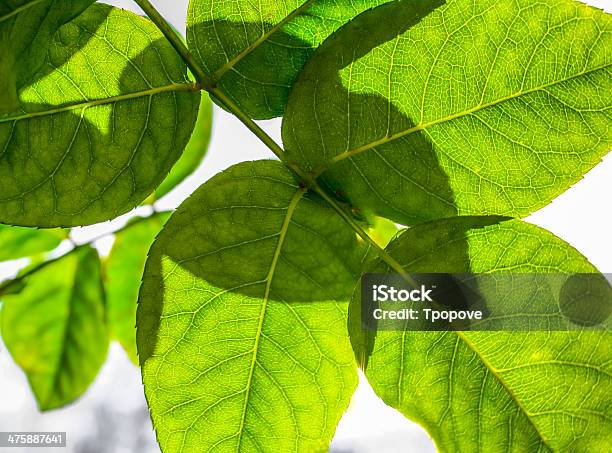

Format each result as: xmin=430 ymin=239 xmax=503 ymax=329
xmin=283 ymin=0 xmax=612 ymax=224
xmin=350 ymin=216 xmax=612 ymax=451
xmin=0 ymin=0 xmax=95 ymax=112
xmin=138 ymin=160 xmax=371 ymax=452
xmin=153 ymin=94 xmax=213 ymax=200
xmin=186 ymin=0 xmax=390 ymax=118
xmin=0 ymin=4 xmax=200 ymax=227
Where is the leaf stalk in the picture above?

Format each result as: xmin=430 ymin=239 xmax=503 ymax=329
xmin=132 ymin=0 xmax=411 ymax=278
xmin=0 ymin=210 xmax=168 ymax=297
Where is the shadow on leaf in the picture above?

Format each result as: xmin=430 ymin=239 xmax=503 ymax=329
xmin=0 ymin=4 xmax=199 ymax=227
xmin=135 ymin=1 xmax=475 ymax=367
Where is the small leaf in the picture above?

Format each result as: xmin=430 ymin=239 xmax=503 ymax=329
xmin=138 ymin=160 xmax=370 ymax=452
xmin=0 ymin=224 xmax=66 ymax=261
xmin=186 ymin=0 xmax=391 ymax=119
xmin=283 ymin=0 xmax=612 ymax=225
xmin=1 ymin=246 xmax=108 ymax=410
xmin=0 ymin=0 xmax=95 ymax=113
xmin=0 ymin=4 xmax=200 ymax=227
xmin=367 ymin=216 xmax=399 ymax=248
xmin=105 ymin=213 xmax=169 ymax=364
xmin=153 ymin=94 xmax=213 ymax=200
xmin=349 ymin=216 xmax=612 ymax=451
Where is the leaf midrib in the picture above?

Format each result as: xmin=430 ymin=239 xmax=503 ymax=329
xmin=43 ymin=252 xmax=80 ymax=409
xmin=212 ymin=0 xmax=316 ymax=81
xmin=235 ymin=186 xmax=306 ymax=450
xmin=0 ymin=0 xmax=46 ymax=24
xmin=321 ymin=61 xmax=612 ymax=174
xmin=455 ymin=331 xmax=553 ymax=451
xmin=0 ymin=82 xmax=198 ymax=124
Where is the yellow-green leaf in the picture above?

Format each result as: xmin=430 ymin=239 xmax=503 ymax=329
xmin=0 ymin=224 xmax=66 ymax=261
xmin=1 ymin=246 xmax=108 ymax=410
xmin=0 ymin=0 xmax=95 ymax=113
xmin=186 ymin=0 xmax=391 ymax=119
xmin=284 ymin=0 xmax=612 ymax=224
xmin=350 ymin=217 xmax=612 ymax=451
xmin=153 ymin=94 xmax=213 ymax=200
xmin=105 ymin=213 xmax=169 ymax=364
xmin=138 ymin=160 xmax=370 ymax=452
xmin=0 ymin=4 xmax=200 ymax=227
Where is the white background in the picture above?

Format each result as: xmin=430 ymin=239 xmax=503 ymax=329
xmin=0 ymin=0 xmax=610 ymax=452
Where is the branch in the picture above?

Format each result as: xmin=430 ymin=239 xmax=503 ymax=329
xmin=132 ymin=0 xmax=214 ymax=89
xmin=310 ymin=185 xmax=413 ymax=280
xmin=132 ymin=0 xmax=412 ymax=280
xmin=208 ymin=89 xmax=289 ymax=163
xmin=0 ymin=210 xmax=169 ymax=296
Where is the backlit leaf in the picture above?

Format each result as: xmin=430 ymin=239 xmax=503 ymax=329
xmin=0 ymin=4 xmax=200 ymax=227
xmin=350 ymin=216 xmax=612 ymax=451
xmin=0 ymin=0 xmax=95 ymax=113
xmin=367 ymin=216 xmax=399 ymax=248
xmin=138 ymin=160 xmax=370 ymax=452
xmin=1 ymin=246 xmax=108 ymax=410
xmin=186 ymin=0 xmax=390 ymax=119
xmin=153 ymin=94 xmax=213 ymax=200
xmin=0 ymin=224 xmax=66 ymax=261
xmin=283 ymin=0 xmax=612 ymax=225
xmin=105 ymin=213 xmax=169 ymax=364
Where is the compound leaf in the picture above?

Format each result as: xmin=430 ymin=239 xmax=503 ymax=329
xmin=1 ymin=246 xmax=108 ymax=410
xmin=283 ymin=0 xmax=612 ymax=225
xmin=105 ymin=213 xmax=169 ymax=364
xmin=350 ymin=216 xmax=612 ymax=451
xmin=186 ymin=0 xmax=390 ymax=119
xmin=138 ymin=160 xmax=370 ymax=452
xmin=0 ymin=4 xmax=200 ymax=227
xmin=0 ymin=0 xmax=95 ymax=113
xmin=0 ymin=224 xmax=66 ymax=261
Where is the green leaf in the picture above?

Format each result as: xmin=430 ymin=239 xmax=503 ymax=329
xmin=138 ymin=160 xmax=370 ymax=452
xmin=283 ymin=0 xmax=612 ymax=225
xmin=1 ymin=246 xmax=108 ymax=410
xmin=0 ymin=0 xmax=95 ymax=113
xmin=0 ymin=4 xmax=200 ymax=227
xmin=0 ymin=224 xmax=66 ymax=261
xmin=186 ymin=0 xmax=390 ymax=119
xmin=105 ymin=213 xmax=169 ymax=364
xmin=350 ymin=216 xmax=612 ymax=451
xmin=0 ymin=279 xmax=26 ymax=296
xmin=367 ymin=216 xmax=399 ymax=248
xmin=153 ymin=94 xmax=213 ymax=200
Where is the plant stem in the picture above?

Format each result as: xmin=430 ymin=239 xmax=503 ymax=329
xmin=131 ymin=0 xmax=411 ymax=279
xmin=0 ymin=210 xmax=168 ymax=296
xmin=132 ymin=0 xmax=214 ymax=89
xmin=130 ymin=1 xmax=298 ymax=165
xmin=311 ymin=185 xmax=414 ymax=280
